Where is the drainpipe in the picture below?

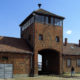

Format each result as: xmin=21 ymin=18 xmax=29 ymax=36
xmin=30 ymin=52 xmax=33 ymax=77
xmin=62 ymin=55 xmax=64 ymax=74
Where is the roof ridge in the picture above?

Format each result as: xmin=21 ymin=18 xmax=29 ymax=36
xmin=35 ymin=8 xmax=56 ymax=15
xmin=63 ymin=43 xmax=78 ymax=45
xmin=34 ymin=8 xmax=65 ymax=19
xmin=0 ymin=36 xmax=21 ymax=40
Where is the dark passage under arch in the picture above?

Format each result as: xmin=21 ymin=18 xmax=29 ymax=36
xmin=38 ymin=49 xmax=60 ymax=75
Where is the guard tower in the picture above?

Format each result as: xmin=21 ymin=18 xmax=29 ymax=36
xmin=20 ymin=7 xmax=64 ymax=76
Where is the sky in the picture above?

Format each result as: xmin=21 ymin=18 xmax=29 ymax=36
xmin=0 ymin=0 xmax=80 ymax=44
xmin=0 ymin=0 xmax=80 ymax=62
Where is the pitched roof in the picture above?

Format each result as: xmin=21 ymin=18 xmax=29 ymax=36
xmin=34 ymin=9 xmax=65 ymax=19
xmin=0 ymin=36 xmax=80 ymax=55
xmin=63 ymin=43 xmax=80 ymax=55
xmin=20 ymin=8 xmax=65 ymax=26
xmin=0 ymin=36 xmax=32 ymax=54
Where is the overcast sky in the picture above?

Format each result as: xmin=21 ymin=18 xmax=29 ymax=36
xmin=0 ymin=0 xmax=80 ymax=44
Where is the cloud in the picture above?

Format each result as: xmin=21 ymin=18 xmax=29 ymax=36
xmin=66 ymin=30 xmax=72 ymax=35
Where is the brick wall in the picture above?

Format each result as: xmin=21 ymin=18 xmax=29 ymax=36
xmin=0 ymin=52 xmax=31 ymax=75
xmin=63 ymin=55 xmax=80 ymax=73
xmin=21 ymin=22 xmax=63 ymax=75
xmin=21 ymin=23 xmax=34 ymax=48
xmin=34 ymin=22 xmax=63 ymax=75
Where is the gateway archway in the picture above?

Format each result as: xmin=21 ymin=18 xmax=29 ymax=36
xmin=38 ymin=49 xmax=60 ymax=75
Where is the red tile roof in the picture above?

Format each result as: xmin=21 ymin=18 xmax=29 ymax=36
xmin=0 ymin=36 xmax=32 ymax=54
xmin=63 ymin=43 xmax=80 ymax=55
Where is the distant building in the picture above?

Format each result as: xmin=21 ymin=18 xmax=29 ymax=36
xmin=0 ymin=8 xmax=79 ymax=78
xmin=63 ymin=38 xmax=80 ymax=73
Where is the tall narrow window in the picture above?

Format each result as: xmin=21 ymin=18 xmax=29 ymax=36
xmin=35 ymin=15 xmax=40 ymax=22
xmin=59 ymin=19 xmax=63 ymax=26
xmin=77 ymin=59 xmax=80 ymax=67
xmin=48 ymin=17 xmax=51 ymax=24
xmin=41 ymin=16 xmax=44 ymax=23
xmin=56 ymin=36 xmax=60 ymax=42
xmin=51 ymin=17 xmax=54 ymax=25
xmin=67 ymin=59 xmax=71 ymax=67
xmin=45 ymin=16 xmax=48 ymax=24
xmin=39 ymin=34 xmax=43 ymax=40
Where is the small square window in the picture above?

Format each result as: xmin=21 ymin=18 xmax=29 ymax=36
xmin=56 ymin=36 xmax=60 ymax=42
xmin=2 ymin=56 xmax=8 ymax=60
xmin=39 ymin=34 xmax=43 ymax=40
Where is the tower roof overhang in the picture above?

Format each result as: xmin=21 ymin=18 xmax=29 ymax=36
xmin=19 ymin=8 xmax=65 ymax=27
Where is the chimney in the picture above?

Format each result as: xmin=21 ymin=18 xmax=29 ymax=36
xmin=79 ymin=40 xmax=80 ymax=47
xmin=64 ymin=38 xmax=67 ymax=46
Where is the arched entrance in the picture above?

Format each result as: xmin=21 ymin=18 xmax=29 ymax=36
xmin=38 ymin=49 xmax=60 ymax=75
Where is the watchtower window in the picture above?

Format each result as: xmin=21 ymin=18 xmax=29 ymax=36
xmin=48 ymin=17 xmax=51 ymax=24
xmin=45 ymin=16 xmax=48 ymax=24
xmin=56 ymin=36 xmax=60 ymax=42
xmin=22 ymin=17 xmax=34 ymax=31
xmin=35 ymin=15 xmax=63 ymax=26
xmin=51 ymin=17 xmax=54 ymax=25
xmin=35 ymin=15 xmax=44 ymax=23
xmin=39 ymin=34 xmax=43 ymax=40
xmin=55 ymin=18 xmax=63 ymax=26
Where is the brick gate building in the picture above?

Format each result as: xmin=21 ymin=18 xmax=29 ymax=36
xmin=20 ymin=8 xmax=64 ymax=76
xmin=0 ymin=8 xmax=80 ymax=78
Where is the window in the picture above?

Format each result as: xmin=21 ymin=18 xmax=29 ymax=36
xmin=55 ymin=18 xmax=63 ymax=26
xmin=56 ymin=36 xmax=60 ymax=42
xmin=45 ymin=16 xmax=48 ymax=24
xmin=35 ymin=15 xmax=44 ymax=23
xmin=22 ymin=17 xmax=34 ymax=31
xmin=67 ymin=59 xmax=71 ymax=67
xmin=48 ymin=17 xmax=51 ymax=24
xmin=2 ymin=56 xmax=8 ymax=60
xmin=35 ymin=15 xmax=63 ymax=26
xmin=51 ymin=17 xmax=54 ymax=25
xmin=41 ymin=16 xmax=45 ymax=23
xmin=77 ymin=59 xmax=80 ymax=67
xmin=30 ymin=17 xmax=34 ymax=24
xmin=35 ymin=15 xmax=40 ymax=22
xmin=39 ymin=34 xmax=43 ymax=40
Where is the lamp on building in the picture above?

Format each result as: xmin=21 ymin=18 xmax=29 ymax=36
xmin=38 ymin=3 xmax=42 ymax=8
